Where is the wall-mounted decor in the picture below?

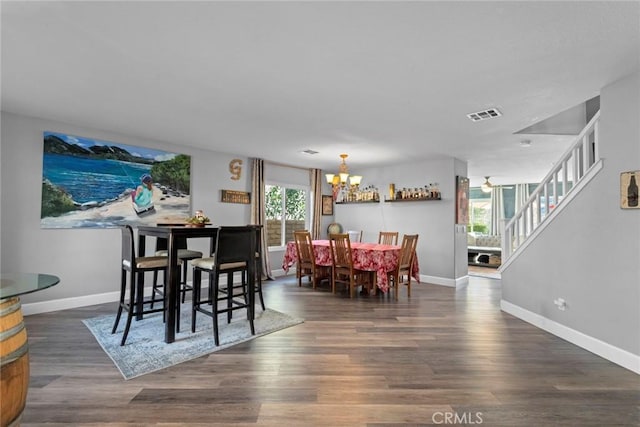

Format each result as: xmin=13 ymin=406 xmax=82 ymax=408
xmin=322 ymin=195 xmax=334 ymax=215
xmin=221 ymin=189 xmax=251 ymax=204
xmin=41 ymin=131 xmax=191 ymax=228
xmin=229 ymin=159 xmax=242 ymax=180
xmin=620 ymin=170 xmax=639 ymax=209
xmin=456 ymin=175 xmax=470 ymax=224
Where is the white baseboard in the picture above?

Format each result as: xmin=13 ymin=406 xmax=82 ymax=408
xmin=23 ymin=281 xmax=209 ymax=316
xmin=22 ymin=291 xmax=121 ymax=316
xmin=22 ymin=272 xmax=464 ymax=315
xmin=420 ymin=274 xmax=457 ymax=288
xmin=501 ymin=299 xmax=640 ymax=375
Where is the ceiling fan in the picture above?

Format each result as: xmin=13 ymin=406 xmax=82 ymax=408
xmin=481 ymin=176 xmax=493 ymax=193
xmin=481 ymin=176 xmax=513 ymax=192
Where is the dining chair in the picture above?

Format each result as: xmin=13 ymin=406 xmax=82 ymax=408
xmin=293 ymin=230 xmax=330 ymax=289
xmin=347 ymin=230 xmax=363 ymax=243
xmin=112 ymin=225 xmax=171 ymax=346
xmin=191 ymin=226 xmax=256 ymax=346
xmin=387 ymin=234 xmax=419 ymax=300
xmin=378 ymin=231 xmax=399 ymax=245
xmin=328 ymin=233 xmax=369 ymax=298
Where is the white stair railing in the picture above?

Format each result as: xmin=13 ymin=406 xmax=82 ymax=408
xmin=503 ymin=111 xmax=601 ymax=261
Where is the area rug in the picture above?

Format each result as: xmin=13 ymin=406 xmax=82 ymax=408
xmin=83 ymin=306 xmax=303 ymax=380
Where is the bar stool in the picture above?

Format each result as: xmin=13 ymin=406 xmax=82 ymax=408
xmin=112 ymin=225 xmax=169 ymax=346
xmin=152 ymin=236 xmax=203 ymax=304
xmin=191 ymin=226 xmax=256 ymax=346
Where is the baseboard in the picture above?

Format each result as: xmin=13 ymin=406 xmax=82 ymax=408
xmin=501 ymin=299 xmax=640 ymax=375
xmin=270 ymin=268 xmax=291 ymax=278
xmin=420 ymin=274 xmax=457 ymax=288
xmin=22 ymin=291 xmax=121 ymax=316
xmin=23 ymin=281 xmax=209 ymax=316
xmin=455 ymin=275 xmax=469 ymax=288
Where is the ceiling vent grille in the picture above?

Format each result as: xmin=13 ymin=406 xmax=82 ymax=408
xmin=467 ymin=108 xmax=502 ymax=122
xmin=302 ymin=149 xmax=319 ymax=155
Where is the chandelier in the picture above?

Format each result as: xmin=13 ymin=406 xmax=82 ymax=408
xmin=325 ymin=154 xmax=362 ymax=195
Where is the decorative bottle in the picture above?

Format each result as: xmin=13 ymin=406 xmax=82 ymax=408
xmin=628 ymin=175 xmax=638 ymax=207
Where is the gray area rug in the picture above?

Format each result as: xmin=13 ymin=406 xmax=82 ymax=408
xmin=83 ymin=306 xmax=303 ymax=380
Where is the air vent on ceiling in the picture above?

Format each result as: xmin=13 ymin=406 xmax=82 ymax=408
xmin=301 ymin=149 xmax=319 ymax=155
xmin=467 ymin=108 xmax=502 ymax=122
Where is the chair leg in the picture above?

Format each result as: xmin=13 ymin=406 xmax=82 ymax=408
xmin=112 ymin=268 xmax=127 ymax=334
xmin=150 ymin=270 xmax=159 ymax=309
xmin=120 ymin=270 xmax=136 ymax=346
xmin=226 ymin=272 xmax=233 ymax=324
xmin=256 ymin=274 xmax=265 ymax=311
xmin=212 ymin=273 xmax=220 ymax=346
xmin=191 ymin=267 xmax=202 ymax=333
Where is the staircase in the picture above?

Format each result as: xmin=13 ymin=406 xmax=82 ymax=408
xmin=501 ymin=111 xmax=602 ymax=268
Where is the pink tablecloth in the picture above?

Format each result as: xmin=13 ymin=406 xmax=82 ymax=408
xmin=282 ymin=240 xmax=420 ymax=293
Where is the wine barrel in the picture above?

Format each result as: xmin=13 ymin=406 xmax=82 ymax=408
xmin=1 ymin=297 xmax=30 ymax=427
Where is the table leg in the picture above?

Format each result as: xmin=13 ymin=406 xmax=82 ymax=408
xmin=165 ymin=234 xmax=178 ymax=343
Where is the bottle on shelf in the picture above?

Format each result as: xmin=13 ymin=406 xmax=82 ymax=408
xmin=628 ymin=175 xmax=638 ymax=207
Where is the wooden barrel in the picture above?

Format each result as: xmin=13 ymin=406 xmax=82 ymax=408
xmin=1 ymin=297 xmax=30 ymax=427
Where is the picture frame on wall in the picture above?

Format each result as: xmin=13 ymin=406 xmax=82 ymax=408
xmin=620 ymin=170 xmax=639 ymax=209
xmin=322 ymin=195 xmax=334 ymax=215
xmin=456 ymin=175 xmax=470 ymax=224
xmin=40 ymin=131 xmax=192 ymax=228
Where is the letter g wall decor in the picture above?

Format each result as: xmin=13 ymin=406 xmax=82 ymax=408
xmin=229 ymin=159 xmax=242 ymax=180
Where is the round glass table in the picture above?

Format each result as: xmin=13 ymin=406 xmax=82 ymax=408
xmin=1 ymin=273 xmax=60 ymax=427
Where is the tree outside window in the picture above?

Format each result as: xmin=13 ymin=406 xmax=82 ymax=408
xmin=265 ymin=184 xmax=307 ymax=247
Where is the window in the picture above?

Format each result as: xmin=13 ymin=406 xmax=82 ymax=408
xmin=265 ymin=184 xmax=308 ymax=248
xmin=468 ymin=187 xmax=491 ymax=234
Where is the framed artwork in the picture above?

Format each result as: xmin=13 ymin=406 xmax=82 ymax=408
xmin=620 ymin=170 xmax=639 ymax=209
xmin=456 ymin=176 xmax=470 ymax=224
xmin=322 ymin=195 xmax=334 ymax=215
xmin=41 ymin=131 xmax=192 ymax=228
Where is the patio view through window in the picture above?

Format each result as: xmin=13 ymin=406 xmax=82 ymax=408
xmin=265 ymin=184 xmax=307 ymax=248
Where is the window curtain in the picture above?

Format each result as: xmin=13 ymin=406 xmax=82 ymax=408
xmin=489 ymin=186 xmax=504 ymax=236
xmin=250 ymin=158 xmax=274 ymax=280
xmin=310 ymin=169 xmax=323 ymax=239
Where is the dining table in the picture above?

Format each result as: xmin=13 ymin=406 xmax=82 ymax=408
xmin=136 ymin=225 xmax=221 ymax=343
xmin=282 ymin=240 xmax=420 ymax=293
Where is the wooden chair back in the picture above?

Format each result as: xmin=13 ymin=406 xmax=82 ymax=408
xmin=294 ymin=230 xmax=316 ymax=268
xmin=329 ymin=233 xmax=354 ymax=271
xmin=398 ymin=234 xmax=419 ymax=271
xmin=378 ymin=231 xmax=399 ymax=245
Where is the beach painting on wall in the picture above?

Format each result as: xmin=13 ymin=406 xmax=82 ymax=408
xmin=41 ymin=131 xmax=192 ymax=228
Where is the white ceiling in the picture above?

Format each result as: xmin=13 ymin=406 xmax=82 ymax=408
xmin=2 ymin=1 xmax=638 ymax=187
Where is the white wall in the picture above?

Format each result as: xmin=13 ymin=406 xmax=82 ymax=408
xmin=334 ymin=157 xmax=466 ymax=285
xmin=501 ymin=72 xmax=640 ymax=361
xmin=0 ymin=112 xmax=252 ymax=305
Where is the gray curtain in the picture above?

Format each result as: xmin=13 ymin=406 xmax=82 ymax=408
xmin=490 ymin=186 xmax=504 ymax=236
xmin=310 ymin=169 xmax=323 ymax=239
xmin=250 ymin=158 xmax=273 ymax=280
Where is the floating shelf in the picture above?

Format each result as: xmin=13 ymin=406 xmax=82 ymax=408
xmin=384 ymin=197 xmax=441 ymax=202
xmin=335 ymin=200 xmax=380 ymax=204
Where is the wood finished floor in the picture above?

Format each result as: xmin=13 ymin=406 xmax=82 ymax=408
xmin=22 ymin=275 xmax=640 ymax=426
